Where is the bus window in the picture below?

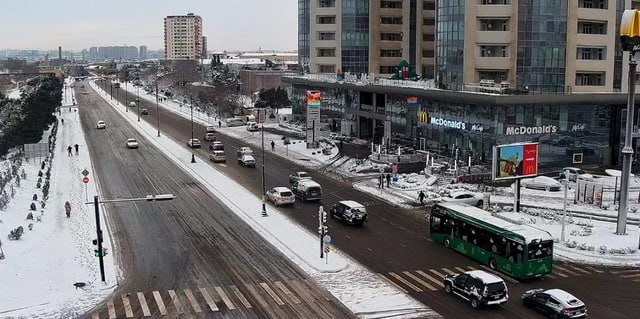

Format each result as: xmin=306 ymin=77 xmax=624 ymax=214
xmin=528 ymin=240 xmax=553 ymax=260
xmin=430 ymin=215 xmax=441 ymax=232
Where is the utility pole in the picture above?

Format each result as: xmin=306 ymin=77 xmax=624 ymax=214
xmin=260 ymin=109 xmax=267 ymax=217
xmin=155 ymin=81 xmax=160 ymax=137
xmin=93 ymin=195 xmax=105 ymax=282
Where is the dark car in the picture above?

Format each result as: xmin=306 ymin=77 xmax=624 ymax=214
xmin=141 ymin=108 xmax=149 ymax=115
xmin=329 ymin=200 xmax=368 ymax=226
xmin=444 ymin=270 xmax=508 ymax=309
xmin=522 ymin=288 xmax=587 ymax=319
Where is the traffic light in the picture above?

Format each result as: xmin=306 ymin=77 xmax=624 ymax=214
xmin=94 ymin=248 xmax=108 ymax=257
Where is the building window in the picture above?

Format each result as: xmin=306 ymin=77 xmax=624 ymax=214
xmin=576 ymin=72 xmax=605 ymax=86
xmin=318 ymin=64 xmax=336 ymax=73
xmin=381 ymin=16 xmax=403 ymax=24
xmin=480 ymin=19 xmax=509 ymax=31
xmin=577 ymin=47 xmax=606 ymax=60
xmin=317 ymin=48 xmax=336 ymax=57
xmin=380 ymin=65 xmax=396 ymax=74
xmin=423 ymin=1 xmax=435 ymax=10
xmin=381 ymin=1 xmax=402 ymax=8
xmin=318 ymin=32 xmax=336 ymax=40
xmin=380 ymin=49 xmax=402 ymax=57
xmin=478 ymin=70 xmax=508 ymax=82
xmin=480 ymin=45 xmax=508 ymax=57
xmin=317 ymin=16 xmax=336 ymax=24
xmin=578 ymin=21 xmax=606 ymax=34
xmin=479 ymin=0 xmax=509 ymax=4
xmin=578 ymin=0 xmax=607 ymax=9
xmin=318 ymin=0 xmax=336 ymax=8
xmin=423 ymin=18 xmax=435 ymax=26
xmin=381 ymin=33 xmax=403 ymax=41
xmin=422 ymin=33 xmax=434 ymax=41
xmin=422 ymin=50 xmax=435 ymax=57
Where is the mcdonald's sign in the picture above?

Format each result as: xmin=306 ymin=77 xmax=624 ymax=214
xmin=492 ymin=142 xmax=539 ymax=181
xmin=418 ymin=110 xmax=429 ymax=123
xmin=620 ymin=9 xmax=640 ymax=52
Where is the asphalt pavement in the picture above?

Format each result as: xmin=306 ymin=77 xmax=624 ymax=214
xmin=77 ymin=82 xmax=354 ymax=319
xmin=102 ymin=80 xmax=640 ymax=319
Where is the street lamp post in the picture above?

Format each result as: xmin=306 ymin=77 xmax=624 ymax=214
xmin=261 ymin=109 xmax=267 ymax=217
xmin=125 ymin=80 xmax=128 ymax=112
xmin=115 ymin=82 xmax=118 ymax=104
xmin=136 ymin=86 xmax=140 ymax=122
xmin=190 ymin=95 xmax=196 ymax=163
xmin=156 ymin=81 xmax=160 ymax=137
xmin=110 ymin=83 xmax=113 ymax=100
xmin=87 ymin=193 xmax=175 ymax=282
xmin=561 ymin=177 xmax=569 ymax=242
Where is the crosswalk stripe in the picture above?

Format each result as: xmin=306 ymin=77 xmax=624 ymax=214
xmin=546 ymin=274 xmax=556 ymax=279
xmin=403 ymin=271 xmax=437 ymax=291
xmin=199 ymin=287 xmax=219 ymax=312
xmin=621 ymin=273 xmax=640 ymax=278
xmin=611 ymin=269 xmax=640 ymax=275
xmin=388 ymin=272 xmax=422 ymax=292
xmin=553 ymin=265 xmax=581 ymax=276
xmin=152 ymin=291 xmax=167 ymax=315
xmin=168 ymin=290 xmax=184 ymax=314
xmin=441 ymin=268 xmax=456 ymax=275
xmin=454 ymin=267 xmax=467 ymax=273
xmin=92 ymin=311 xmax=99 ymax=319
xmin=121 ymin=294 xmax=134 ymax=318
xmin=585 ymin=266 xmax=604 ymax=274
xmin=568 ymin=265 xmax=591 ymax=275
xmin=429 ymin=269 xmax=446 ymax=279
xmin=466 ymin=266 xmax=478 ymax=271
xmin=634 ymin=279 xmax=640 ymax=282
xmin=230 ymin=285 xmax=253 ymax=309
xmin=260 ymin=282 xmax=286 ymax=306
xmin=416 ymin=270 xmax=445 ymax=288
xmin=107 ymin=300 xmax=116 ymax=319
xmin=479 ymin=265 xmax=520 ymax=284
xmin=183 ymin=289 xmax=202 ymax=313
xmin=215 ymin=286 xmax=236 ymax=310
xmin=378 ymin=274 xmax=408 ymax=293
xmin=275 ymin=281 xmax=301 ymax=304
xmin=245 ymin=284 xmax=271 ymax=309
xmin=137 ymin=292 xmax=151 ymax=317
xmin=552 ymin=270 xmax=569 ymax=278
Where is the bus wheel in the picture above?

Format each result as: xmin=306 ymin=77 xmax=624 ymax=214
xmin=488 ymin=258 xmax=497 ymax=270
xmin=444 ymin=237 xmax=451 ymax=248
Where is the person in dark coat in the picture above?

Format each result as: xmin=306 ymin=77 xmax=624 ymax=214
xmin=418 ymin=191 xmax=426 ymax=205
xmin=386 ymin=173 xmax=391 ymax=187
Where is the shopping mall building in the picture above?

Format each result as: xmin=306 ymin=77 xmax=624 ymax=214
xmin=282 ymin=75 xmax=635 ymax=170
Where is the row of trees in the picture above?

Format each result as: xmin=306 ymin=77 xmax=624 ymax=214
xmin=254 ymin=87 xmax=290 ymax=108
xmin=0 ymin=76 xmax=62 ymax=155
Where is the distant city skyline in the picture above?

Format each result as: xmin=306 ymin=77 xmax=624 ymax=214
xmin=0 ymin=0 xmax=297 ymax=51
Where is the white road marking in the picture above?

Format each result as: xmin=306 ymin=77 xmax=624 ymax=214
xmin=403 ymin=271 xmax=437 ymax=291
xmin=275 ymin=281 xmax=301 ymax=304
xmin=121 ymin=294 xmax=134 ymax=318
xmin=428 ymin=269 xmax=446 ymax=279
xmin=416 ymin=270 xmax=444 ymax=288
xmin=553 ymin=265 xmax=581 ymax=276
xmin=621 ymin=273 xmax=640 ymax=278
xmin=585 ymin=266 xmax=604 ymax=274
xmin=168 ymin=290 xmax=184 ymax=314
xmin=152 ymin=291 xmax=167 ymax=315
xmin=441 ymin=268 xmax=456 ymax=275
xmin=466 ymin=266 xmax=478 ymax=271
xmin=568 ymin=265 xmax=591 ymax=275
xmin=230 ymin=285 xmax=253 ymax=309
xmin=546 ymin=274 xmax=557 ymax=279
xmin=260 ymin=282 xmax=285 ymax=306
xmin=378 ymin=274 xmax=408 ymax=293
xmin=611 ymin=269 xmax=640 ymax=275
xmin=552 ymin=270 xmax=569 ymax=278
xmin=388 ymin=272 xmax=422 ymax=292
xmin=214 ymin=286 xmax=236 ymax=310
xmin=137 ymin=292 xmax=151 ymax=317
xmin=454 ymin=267 xmax=467 ymax=273
xmin=245 ymin=284 xmax=270 ymax=309
xmin=106 ymin=300 xmax=116 ymax=319
xmin=183 ymin=289 xmax=202 ymax=313
xmin=199 ymin=287 xmax=219 ymax=312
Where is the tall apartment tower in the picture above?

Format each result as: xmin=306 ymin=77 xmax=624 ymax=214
xmin=164 ymin=13 xmax=203 ymax=60
xmin=299 ymin=0 xmax=436 ymax=77
xmin=139 ymin=45 xmax=148 ymax=60
xmin=436 ymin=0 xmax=638 ymax=94
xmin=202 ymin=36 xmax=208 ymax=59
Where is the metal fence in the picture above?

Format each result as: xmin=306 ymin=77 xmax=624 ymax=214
xmin=23 ymin=142 xmax=49 ymax=162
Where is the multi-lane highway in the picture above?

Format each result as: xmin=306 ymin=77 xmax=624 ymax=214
xmin=94 ymin=79 xmax=640 ymax=318
xmin=76 ymin=82 xmax=354 ymax=318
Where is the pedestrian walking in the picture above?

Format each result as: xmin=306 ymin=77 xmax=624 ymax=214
xmin=386 ymin=173 xmax=391 ymax=188
xmin=339 ymin=140 xmax=344 ymax=154
xmin=74 ymin=144 xmax=79 ymax=155
xmin=271 ymin=140 xmax=275 ymax=151
xmin=67 ymin=146 xmax=72 ymax=156
xmin=64 ymin=201 xmax=71 ymax=218
xmin=61 ymin=118 xmax=64 ymax=125
xmin=218 ymin=120 xmax=222 ymax=128
xmin=418 ymin=191 xmax=426 ymax=205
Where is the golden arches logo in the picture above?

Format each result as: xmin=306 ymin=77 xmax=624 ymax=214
xmin=418 ymin=110 xmax=428 ymax=123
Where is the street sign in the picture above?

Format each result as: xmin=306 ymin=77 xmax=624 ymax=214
xmin=324 ymin=245 xmax=330 ymax=253
xmin=81 ymin=169 xmax=89 ymax=177
xmin=322 ymin=234 xmax=332 ymax=244
xmin=82 ymin=176 xmax=89 ymax=184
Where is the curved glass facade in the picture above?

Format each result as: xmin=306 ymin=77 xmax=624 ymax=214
xmin=516 ymin=0 xmax=567 ymax=93
xmin=436 ymin=0 xmax=465 ymax=91
xmin=298 ymin=0 xmax=310 ymax=73
xmin=341 ymin=0 xmax=369 ymax=74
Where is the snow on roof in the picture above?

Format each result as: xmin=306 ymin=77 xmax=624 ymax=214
xmin=466 ymin=270 xmax=504 ymax=284
xmin=273 ymin=186 xmax=292 ymax=192
xmin=297 ymin=179 xmax=321 ymax=187
xmin=276 ymin=108 xmax=293 ymax=115
xmin=545 ymin=289 xmax=582 ymax=305
xmin=439 ymin=202 xmax=554 ymax=243
xmin=340 ymin=200 xmax=365 ymax=209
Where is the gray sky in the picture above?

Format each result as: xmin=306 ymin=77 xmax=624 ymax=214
xmin=0 ymin=0 xmax=297 ymax=51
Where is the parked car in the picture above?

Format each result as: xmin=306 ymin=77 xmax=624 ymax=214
xmin=289 ymin=171 xmax=312 ymax=184
xmin=291 ymin=179 xmax=322 ymax=201
xmin=520 ymin=176 xmax=562 ymax=191
xmin=204 ymin=132 xmax=216 ymax=141
xmin=522 ymin=288 xmax=587 ymax=318
xmin=141 ymin=108 xmax=149 ymax=115
xmin=187 ymin=138 xmax=202 ymax=148
xmin=225 ymin=118 xmax=244 ymax=127
xmin=96 ymin=120 xmax=106 ymax=129
xmin=206 ymin=125 xmax=216 ymax=133
xmin=237 ymin=147 xmax=254 ymax=158
xmin=440 ymin=191 xmax=484 ymax=207
xmin=444 ymin=270 xmax=509 ymax=309
xmin=266 ymin=187 xmax=296 ymax=206
xmin=246 ymin=121 xmax=260 ymax=132
xmin=238 ymin=154 xmax=256 ymax=167
xmin=329 ymin=200 xmax=368 ymax=226
xmin=209 ymin=141 xmax=224 ymax=151
xmin=209 ymin=150 xmax=226 ymax=163
xmin=560 ymin=167 xmax=593 ymax=182
xmin=129 ymin=102 xmax=136 ymax=107
xmin=126 ymin=138 xmax=139 ymax=149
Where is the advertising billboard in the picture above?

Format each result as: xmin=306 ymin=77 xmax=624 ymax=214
xmin=306 ymin=91 xmax=321 ymax=146
xmin=492 ymin=142 xmax=539 ymax=180
xmin=306 ymin=90 xmax=321 ymax=107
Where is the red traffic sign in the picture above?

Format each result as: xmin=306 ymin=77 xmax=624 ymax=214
xmin=82 ymin=176 xmax=90 ymax=184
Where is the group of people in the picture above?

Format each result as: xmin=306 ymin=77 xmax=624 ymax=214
xmin=377 ymin=173 xmax=428 ymax=205
xmin=67 ymin=144 xmax=79 ymax=156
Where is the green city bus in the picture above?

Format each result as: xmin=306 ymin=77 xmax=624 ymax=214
xmin=430 ymin=202 xmax=554 ymax=279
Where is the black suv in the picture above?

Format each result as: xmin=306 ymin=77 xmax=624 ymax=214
xmin=444 ymin=270 xmax=509 ymax=309
xmin=329 ymin=200 xmax=368 ymax=226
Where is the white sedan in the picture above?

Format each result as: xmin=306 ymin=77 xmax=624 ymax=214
xmin=440 ymin=191 xmax=484 ymax=207
xmin=126 ymin=138 xmax=139 ymax=149
xmin=266 ymin=187 xmax=296 ymax=206
xmin=96 ymin=120 xmax=106 ymax=129
xmin=520 ymin=176 xmax=562 ymax=191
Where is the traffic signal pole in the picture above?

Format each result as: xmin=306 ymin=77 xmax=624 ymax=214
xmin=94 ymin=195 xmax=106 ymax=282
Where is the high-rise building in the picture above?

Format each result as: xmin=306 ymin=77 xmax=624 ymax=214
xmin=139 ymin=45 xmax=148 ymax=60
xmin=299 ymin=0 xmax=436 ymax=77
xmin=89 ymin=47 xmax=98 ymax=59
xmin=96 ymin=46 xmax=138 ymax=60
xmin=164 ymin=13 xmax=203 ymax=60
xmin=202 ymin=36 xmax=208 ymax=59
xmin=436 ymin=0 xmax=637 ymax=94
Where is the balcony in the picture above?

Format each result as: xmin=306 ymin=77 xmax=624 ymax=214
xmin=575 ymin=59 xmax=608 ymax=72
xmin=476 ymin=31 xmax=511 ymax=44
xmin=475 ymin=57 xmax=511 ymax=70
xmin=576 ymin=33 xmax=610 ymax=46
xmin=476 ymin=4 xmax=512 ymax=18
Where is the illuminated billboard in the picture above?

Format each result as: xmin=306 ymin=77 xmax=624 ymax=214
xmin=306 ymin=90 xmax=321 ymax=107
xmin=492 ymin=142 xmax=539 ymax=180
